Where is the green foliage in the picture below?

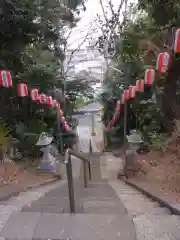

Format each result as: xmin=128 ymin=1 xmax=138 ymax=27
xmin=15 ymin=120 xmax=47 ymax=157
xmin=148 ymin=132 xmax=167 ymax=152
xmin=100 ymin=0 xmax=180 ymax=149
xmin=0 ymin=0 xmax=88 ymax=156
xmin=138 ymin=0 xmax=180 ymax=26
xmin=0 ymin=120 xmax=11 ymax=147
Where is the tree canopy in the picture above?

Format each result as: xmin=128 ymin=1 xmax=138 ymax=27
xmin=0 ymin=0 xmax=91 ymax=157
xmin=99 ymin=0 xmax=180 ymax=149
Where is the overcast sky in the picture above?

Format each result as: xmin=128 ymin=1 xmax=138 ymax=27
xmin=68 ymin=0 xmax=129 ymax=49
xmin=67 ymin=0 xmax=136 ymax=91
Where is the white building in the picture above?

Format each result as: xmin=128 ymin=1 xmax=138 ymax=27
xmin=64 ymin=48 xmax=107 ymax=83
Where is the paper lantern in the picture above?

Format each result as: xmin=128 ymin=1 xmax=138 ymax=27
xmin=64 ymin=121 xmax=71 ymax=131
xmin=57 ymin=104 xmax=62 ymax=119
xmin=52 ymin=99 xmax=57 ymax=108
xmin=17 ymin=83 xmax=28 ymax=97
xmin=136 ymin=79 xmax=144 ymax=92
xmin=121 ymin=90 xmax=128 ymax=104
xmin=0 ymin=70 xmax=12 ymax=88
xmin=124 ymin=89 xmax=129 ymax=100
xmin=31 ymin=89 xmax=39 ymax=101
xmin=110 ymin=115 xmax=116 ymax=126
xmin=115 ymin=100 xmax=121 ymax=113
xmin=129 ymin=85 xmax=136 ymax=98
xmin=156 ymin=52 xmax=170 ymax=73
xmin=39 ymin=93 xmax=46 ymax=104
xmin=144 ymin=68 xmax=155 ymax=85
xmin=174 ymin=28 xmax=180 ymax=53
xmin=47 ymin=96 xmax=53 ymax=106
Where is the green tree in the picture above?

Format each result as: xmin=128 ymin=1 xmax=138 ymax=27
xmin=0 ymin=0 xmax=87 ymax=156
xmin=99 ymin=0 xmax=180 ymax=147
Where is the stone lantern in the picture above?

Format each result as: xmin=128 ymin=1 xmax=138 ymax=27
xmin=36 ymin=132 xmax=57 ymax=172
xmin=126 ymin=130 xmax=143 ymax=151
xmin=123 ymin=130 xmax=143 ymax=178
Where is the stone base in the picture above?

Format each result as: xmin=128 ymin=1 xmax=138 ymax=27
xmin=40 ymin=161 xmax=56 ymax=173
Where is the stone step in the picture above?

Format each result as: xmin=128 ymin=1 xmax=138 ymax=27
xmin=134 ymin=214 xmax=180 ymax=239
xmin=112 ymin=181 xmax=180 ymax=239
xmin=83 ymin=200 xmax=127 ymax=214
xmin=128 ymin=206 xmax=171 ymax=217
xmin=0 ymin=212 xmax=136 ymax=240
xmin=22 ymin=204 xmax=84 ymax=213
xmin=119 ymin=197 xmax=159 ymax=206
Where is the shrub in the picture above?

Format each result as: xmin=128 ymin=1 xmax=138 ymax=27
xmin=148 ymin=132 xmax=168 ymax=152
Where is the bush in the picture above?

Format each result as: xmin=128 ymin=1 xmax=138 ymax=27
xmin=148 ymin=132 xmax=168 ymax=152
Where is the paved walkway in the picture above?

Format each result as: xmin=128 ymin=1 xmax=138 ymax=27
xmin=0 ymin=153 xmax=136 ymax=240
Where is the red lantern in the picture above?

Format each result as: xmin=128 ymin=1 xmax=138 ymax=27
xmin=129 ymin=85 xmax=136 ymax=98
xmin=17 ymin=83 xmax=28 ymax=97
xmin=124 ymin=89 xmax=129 ymax=100
xmin=39 ymin=93 xmax=46 ymax=104
xmin=115 ymin=100 xmax=121 ymax=113
xmin=64 ymin=121 xmax=71 ymax=131
xmin=31 ymin=89 xmax=39 ymax=101
xmin=57 ymin=104 xmax=62 ymax=119
xmin=144 ymin=68 xmax=155 ymax=85
xmin=0 ymin=70 xmax=12 ymax=88
xmin=156 ymin=52 xmax=170 ymax=73
xmin=174 ymin=28 xmax=180 ymax=53
xmin=136 ymin=79 xmax=144 ymax=92
xmin=47 ymin=96 xmax=53 ymax=106
xmin=52 ymin=99 xmax=57 ymax=107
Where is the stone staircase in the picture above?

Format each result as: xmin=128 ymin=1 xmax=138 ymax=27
xmin=21 ymin=154 xmax=128 ymax=215
xmin=1 ymin=152 xmax=180 ymax=239
xmin=12 ymin=153 xmax=136 ymax=240
xmin=110 ymin=180 xmax=180 ymax=240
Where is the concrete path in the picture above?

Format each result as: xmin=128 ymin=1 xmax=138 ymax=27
xmin=0 ymin=153 xmax=136 ymax=240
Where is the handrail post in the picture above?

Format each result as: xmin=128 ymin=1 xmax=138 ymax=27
xmin=88 ymin=139 xmax=92 ymax=180
xmin=88 ymin=161 xmax=91 ymax=180
xmin=83 ymin=160 xmax=87 ymax=188
xmin=66 ymin=151 xmax=75 ymax=213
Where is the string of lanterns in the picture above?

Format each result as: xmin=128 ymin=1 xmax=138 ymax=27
xmin=107 ymin=28 xmax=180 ymax=129
xmin=0 ymin=71 xmax=71 ymax=132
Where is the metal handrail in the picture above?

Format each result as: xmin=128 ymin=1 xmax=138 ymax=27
xmin=64 ymin=139 xmax=92 ymax=213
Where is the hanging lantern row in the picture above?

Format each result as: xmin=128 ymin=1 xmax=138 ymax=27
xmin=17 ymin=84 xmax=60 ymax=110
xmin=108 ymin=67 xmax=156 ymax=128
xmin=0 ymin=71 xmax=71 ymax=132
xmin=108 ymin=27 xmax=180 ymax=129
